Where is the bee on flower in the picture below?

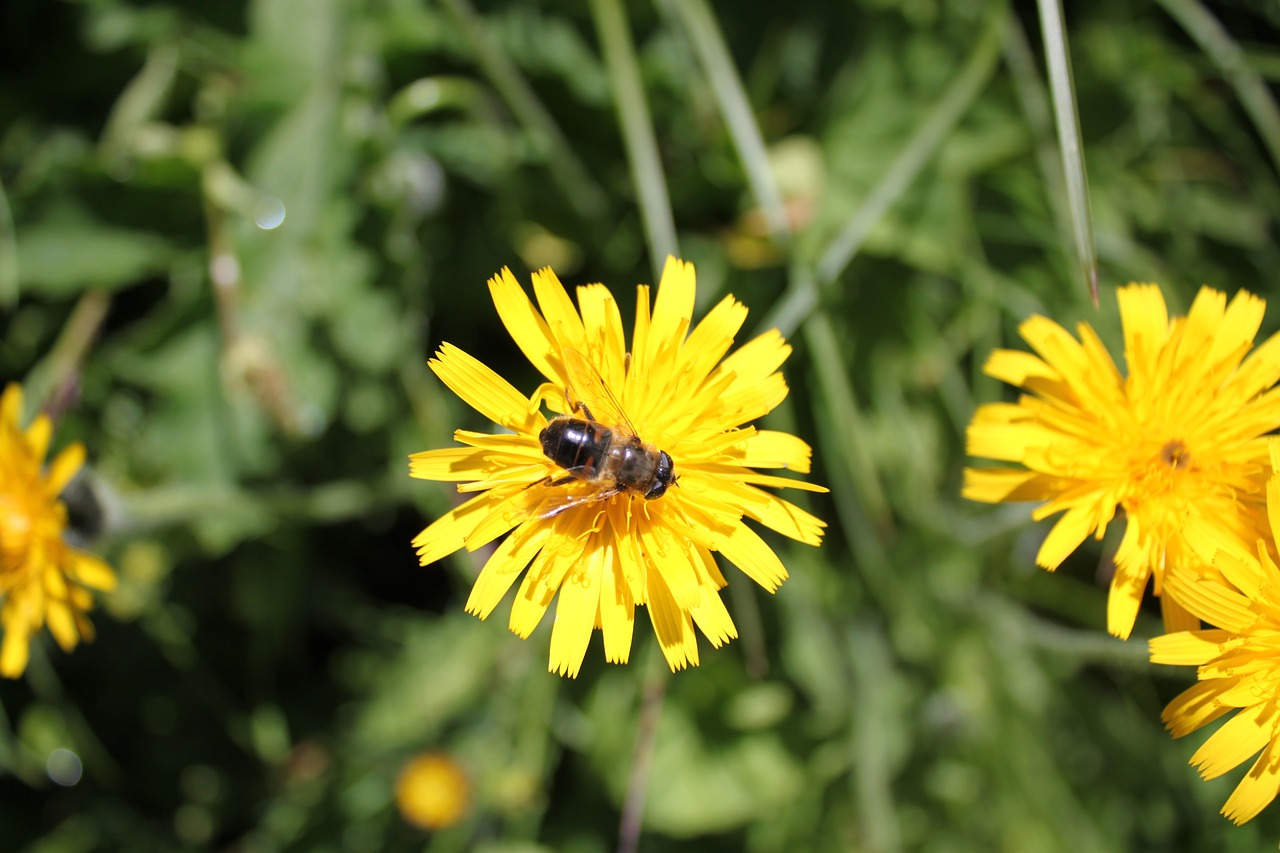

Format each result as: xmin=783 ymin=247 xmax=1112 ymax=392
xmin=409 ymin=257 xmax=826 ymax=676
xmin=964 ymin=284 xmax=1280 ymax=639
xmin=0 ymin=383 xmax=116 ymax=677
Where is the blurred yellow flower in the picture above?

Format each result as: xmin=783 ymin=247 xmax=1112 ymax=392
xmin=395 ymin=752 xmax=469 ymax=831
xmin=410 ymin=257 xmax=826 ymax=676
xmin=1150 ymin=443 xmax=1280 ymax=827
xmin=964 ymin=285 xmax=1280 ymax=639
xmin=0 ymin=384 xmax=116 ymax=677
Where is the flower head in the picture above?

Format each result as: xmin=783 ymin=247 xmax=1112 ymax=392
xmin=0 ymin=384 xmax=116 ymax=677
xmin=1150 ymin=442 xmax=1280 ymax=826
xmin=964 ymin=285 xmax=1280 ymax=639
xmin=395 ymin=752 xmax=470 ymax=830
xmin=410 ymin=258 xmax=826 ymax=676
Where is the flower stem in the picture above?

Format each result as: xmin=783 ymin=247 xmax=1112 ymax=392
xmin=1036 ymin=0 xmax=1099 ymax=305
xmin=617 ymin=653 xmax=668 ymax=853
xmin=590 ymin=0 xmax=679 ymax=275
xmin=666 ymin=0 xmax=789 ymax=246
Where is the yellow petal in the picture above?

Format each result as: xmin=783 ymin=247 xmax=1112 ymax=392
xmin=413 ymin=492 xmax=508 ymax=566
xmin=738 ymin=429 xmax=813 ymax=473
xmin=1034 ymin=505 xmax=1097 ymax=571
xmin=25 ymin=415 xmax=52 ymax=463
xmin=464 ymin=520 xmax=553 ymax=620
xmin=1223 ymin=739 xmax=1280 ymax=825
xmin=46 ymin=443 xmax=85 ymax=495
xmin=409 ymin=448 xmax=501 ymax=482
xmin=488 ymin=267 xmax=561 ymax=383
xmin=1163 ymin=567 xmax=1257 ymax=634
xmin=716 ymin=330 xmax=790 ymax=390
xmin=679 ymin=294 xmax=749 ymax=389
xmin=716 ymin=521 xmax=787 ymax=592
xmin=0 ymin=626 xmax=31 ymax=678
xmin=982 ymin=348 xmax=1068 ymax=399
xmin=1106 ymin=564 xmax=1147 ymax=641
xmin=1161 ymin=679 xmax=1235 ymax=738
xmin=574 ymin=284 xmax=628 ymax=392
xmin=532 ymin=268 xmax=587 ymax=358
xmin=428 ymin=344 xmax=542 ymax=435
xmin=508 ymin=532 xmax=576 ymax=638
xmin=548 ymin=541 xmax=604 ymax=678
xmin=689 ymin=551 xmax=737 ymax=648
xmin=742 ymin=489 xmax=827 ymax=545
xmin=1191 ymin=706 xmax=1270 ymax=781
xmin=1117 ymin=283 xmax=1170 ymax=372
xmin=646 ymin=256 xmax=696 ymax=370
xmin=961 ymin=467 xmax=1054 ymax=504
xmin=1148 ymin=629 xmax=1235 ymax=665
xmin=45 ymin=601 xmax=79 ymax=651
xmin=1204 ymin=288 xmax=1262 ymax=368
xmin=1233 ymin=328 xmax=1280 ymax=399
xmin=598 ymin=538 xmax=635 ymax=664
xmin=1159 ymin=591 xmax=1201 ymax=634
xmin=70 ymin=551 xmax=117 ymax=592
xmin=0 ymin=384 xmax=22 ymax=430
xmin=645 ymin=561 xmax=698 ymax=672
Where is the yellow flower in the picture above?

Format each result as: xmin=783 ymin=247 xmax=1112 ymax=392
xmin=0 ymin=384 xmax=116 ymax=677
xmin=964 ymin=285 xmax=1280 ymax=639
xmin=395 ymin=752 xmax=470 ymax=830
xmin=1150 ymin=443 xmax=1280 ymax=827
xmin=410 ymin=257 xmax=826 ymax=676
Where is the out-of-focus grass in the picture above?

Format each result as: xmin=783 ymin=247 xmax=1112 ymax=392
xmin=2 ymin=0 xmax=1280 ymax=851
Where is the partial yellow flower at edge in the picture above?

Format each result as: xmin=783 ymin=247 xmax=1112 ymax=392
xmin=963 ymin=284 xmax=1280 ymax=640
xmin=409 ymin=257 xmax=827 ymax=677
xmin=0 ymin=384 xmax=117 ymax=677
xmin=1149 ymin=440 xmax=1280 ymax=829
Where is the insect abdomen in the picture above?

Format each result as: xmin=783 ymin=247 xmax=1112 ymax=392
xmin=539 ymin=419 xmax=614 ymax=478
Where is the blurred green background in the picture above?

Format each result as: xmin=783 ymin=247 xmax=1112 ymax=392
xmin=3 ymin=0 xmax=1280 ymax=850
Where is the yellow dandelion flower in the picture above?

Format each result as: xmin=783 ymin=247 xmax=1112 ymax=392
xmin=395 ymin=752 xmax=470 ymax=831
xmin=410 ymin=257 xmax=826 ymax=676
xmin=0 ymin=384 xmax=116 ymax=677
xmin=1150 ymin=443 xmax=1280 ymax=827
xmin=964 ymin=284 xmax=1280 ymax=639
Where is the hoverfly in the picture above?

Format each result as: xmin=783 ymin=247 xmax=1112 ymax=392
xmin=535 ymin=348 xmax=677 ymax=518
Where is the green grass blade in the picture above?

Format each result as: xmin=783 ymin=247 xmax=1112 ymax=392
xmin=1036 ymin=0 xmax=1099 ymax=305
xmin=1159 ymin=0 xmax=1280 ymax=178
xmin=813 ymin=7 xmax=1006 ymax=288
xmin=666 ymin=0 xmax=790 ymax=246
xmin=590 ymin=0 xmax=679 ymax=272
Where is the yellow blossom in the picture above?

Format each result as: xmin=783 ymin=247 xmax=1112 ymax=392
xmin=395 ymin=752 xmax=470 ymax=830
xmin=410 ymin=257 xmax=826 ymax=676
xmin=964 ymin=284 xmax=1280 ymax=639
xmin=1150 ymin=442 xmax=1280 ymax=827
xmin=0 ymin=384 xmax=116 ymax=677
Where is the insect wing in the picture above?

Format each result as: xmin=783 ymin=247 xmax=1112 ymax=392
xmin=562 ymin=347 xmax=639 ymax=438
xmin=535 ymin=483 xmax=624 ymax=519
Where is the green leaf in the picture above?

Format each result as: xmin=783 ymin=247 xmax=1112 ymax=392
xmin=17 ymin=218 xmax=176 ymax=296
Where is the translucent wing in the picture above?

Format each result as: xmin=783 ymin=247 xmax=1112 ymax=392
xmin=562 ymin=347 xmax=639 ymax=438
xmin=534 ymin=483 xmax=625 ymax=520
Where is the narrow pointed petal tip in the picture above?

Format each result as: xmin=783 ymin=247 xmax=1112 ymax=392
xmin=410 ymin=262 xmax=826 ymax=676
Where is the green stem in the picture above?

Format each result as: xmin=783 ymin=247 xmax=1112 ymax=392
xmin=667 ymin=0 xmax=789 ymax=246
xmin=1158 ymin=0 xmax=1280 ymax=179
xmin=590 ymin=0 xmax=679 ymax=274
xmin=1036 ymin=0 xmax=1099 ymax=305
